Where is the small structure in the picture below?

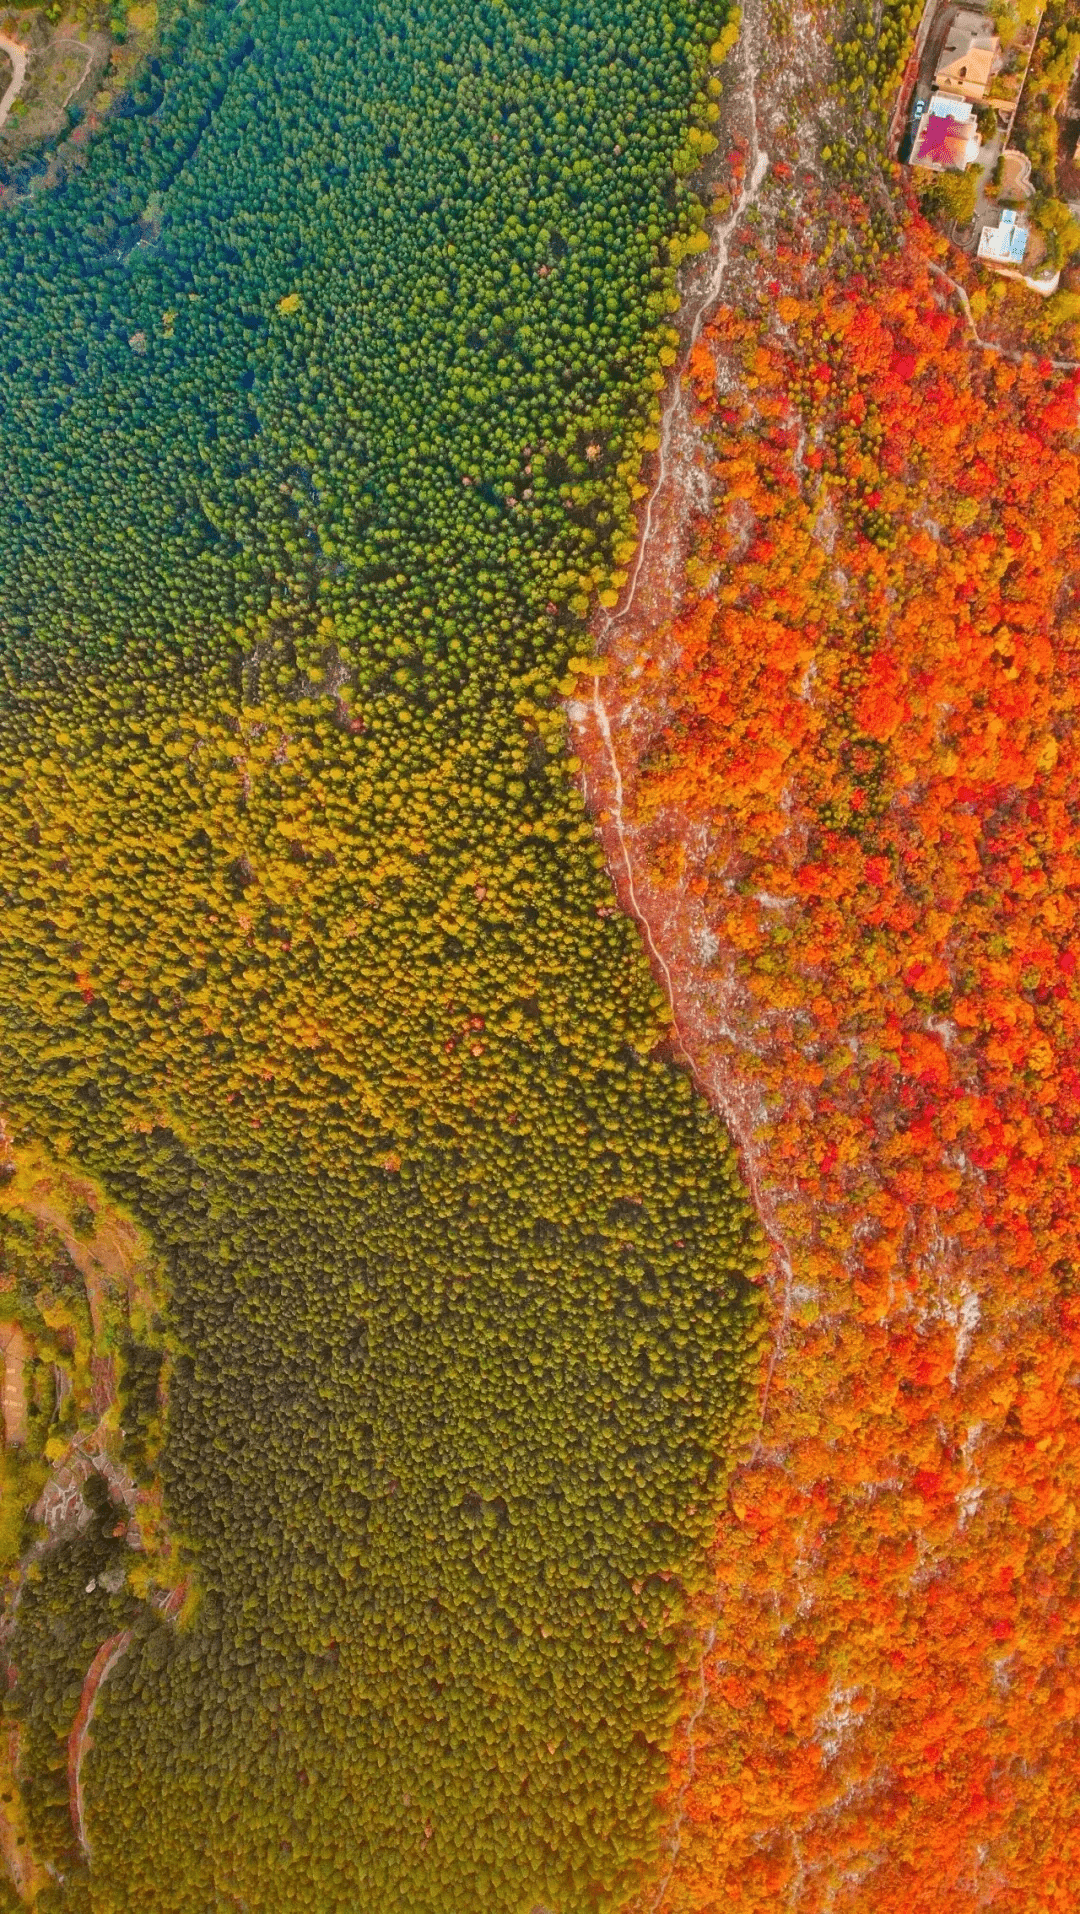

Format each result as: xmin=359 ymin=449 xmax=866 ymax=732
xmin=913 ymin=94 xmax=982 ymax=170
xmin=976 ymin=206 xmax=1059 ymax=293
xmin=934 ymin=10 xmax=1002 ymax=100
xmin=978 ymin=206 xmax=1030 ymax=265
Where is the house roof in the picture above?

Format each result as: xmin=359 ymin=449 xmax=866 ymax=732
xmin=978 ymin=207 xmax=1030 ymax=264
xmin=915 ymin=96 xmax=979 ymax=169
xmin=935 ymin=10 xmax=1001 ymax=96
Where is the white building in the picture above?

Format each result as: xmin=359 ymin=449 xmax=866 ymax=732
xmin=977 ymin=207 xmax=1029 ymax=266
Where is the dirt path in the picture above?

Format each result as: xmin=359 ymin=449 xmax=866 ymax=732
xmin=68 ymin=1629 xmax=133 ymax=1863
xmin=3 ymin=1147 xmax=160 ymax=1341
xmin=52 ymin=36 xmax=95 ymax=117
xmin=568 ymin=5 xmax=1080 ymax=1903
xmin=0 ymin=1324 xmax=27 ymax=1447
xmin=566 ymin=3 xmax=830 ymax=1902
xmin=67 ymin=1590 xmax=186 ymax=1864
xmin=0 ymin=33 xmax=27 ymax=135
xmin=0 ymin=1139 xmax=181 ymax=1894
xmin=570 ymin=0 xmax=798 ymax=1441
xmin=927 ymin=259 xmax=1080 ymax=368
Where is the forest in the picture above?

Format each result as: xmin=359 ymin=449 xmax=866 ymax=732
xmin=4 ymin=0 xmax=1080 ymax=1905
xmin=597 ymin=198 xmax=1080 ymax=1910
xmin=0 ymin=1 xmax=765 ymax=1909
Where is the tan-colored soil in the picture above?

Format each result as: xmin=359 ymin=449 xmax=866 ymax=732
xmin=0 ymin=1324 xmax=27 ymax=1447
xmin=0 ymin=32 xmax=27 ymax=134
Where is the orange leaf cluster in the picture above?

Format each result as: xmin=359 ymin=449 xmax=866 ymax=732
xmin=635 ymin=237 xmax=1080 ymax=1910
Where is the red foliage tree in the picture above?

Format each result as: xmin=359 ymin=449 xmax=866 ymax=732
xmin=613 ymin=229 xmax=1080 ymax=1911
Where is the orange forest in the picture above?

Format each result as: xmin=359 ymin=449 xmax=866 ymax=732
xmin=582 ymin=215 xmax=1080 ymax=1912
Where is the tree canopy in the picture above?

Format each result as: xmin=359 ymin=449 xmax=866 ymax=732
xmin=0 ymin=3 xmax=762 ymax=1908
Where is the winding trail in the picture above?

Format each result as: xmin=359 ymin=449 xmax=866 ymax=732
xmin=54 ymin=38 xmax=96 ymax=118
xmin=68 ymin=1630 xmax=133 ymax=1863
xmin=56 ymin=35 xmax=97 ymax=116
xmin=0 ymin=34 xmax=28 ymax=135
xmin=608 ymin=133 xmax=771 ymax=634
xmin=67 ymin=1589 xmax=186 ymax=1865
xmin=567 ymin=8 xmax=809 ymax=1905
xmin=927 ymin=260 xmax=1080 ymax=371
xmin=567 ymin=5 xmax=1080 ymax=1898
xmin=572 ymin=0 xmax=796 ymax=1443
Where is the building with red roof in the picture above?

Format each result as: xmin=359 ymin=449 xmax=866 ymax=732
xmin=912 ymin=94 xmax=982 ymax=171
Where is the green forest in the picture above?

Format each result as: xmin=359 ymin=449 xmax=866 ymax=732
xmin=0 ymin=2 xmax=762 ymax=1908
